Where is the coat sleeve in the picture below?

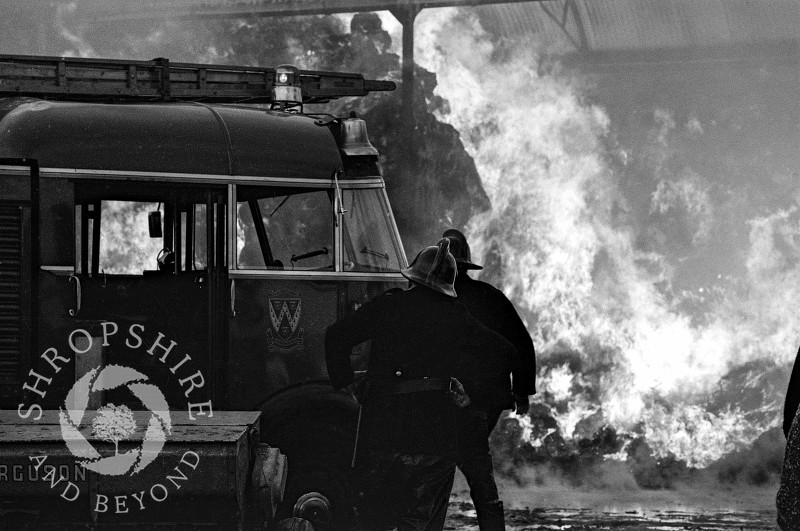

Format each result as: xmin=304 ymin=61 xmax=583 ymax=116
xmin=778 ymin=400 xmax=800 ymax=527
xmin=495 ymin=294 xmax=537 ymax=396
xmin=324 ymin=297 xmax=383 ymax=390
xmin=459 ymin=311 xmax=519 ymax=390
xmin=785 ymin=346 xmax=800 ymax=438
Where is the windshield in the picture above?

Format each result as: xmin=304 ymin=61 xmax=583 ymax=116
xmin=237 ymin=187 xmax=334 ymax=271
xmin=341 ymin=188 xmax=403 ymax=273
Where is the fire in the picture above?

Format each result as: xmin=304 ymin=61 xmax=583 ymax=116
xmin=644 ymin=403 xmax=762 ymax=469
xmin=417 ymin=8 xmax=793 ymax=468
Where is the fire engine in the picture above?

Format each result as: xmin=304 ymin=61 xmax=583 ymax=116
xmin=0 ymin=54 xmax=406 ymax=529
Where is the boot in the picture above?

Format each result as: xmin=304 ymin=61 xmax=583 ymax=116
xmin=476 ymin=500 xmax=505 ymax=531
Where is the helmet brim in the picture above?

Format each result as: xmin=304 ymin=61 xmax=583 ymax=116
xmin=401 ymin=268 xmax=457 ymax=298
xmin=456 ymin=260 xmax=483 ymax=270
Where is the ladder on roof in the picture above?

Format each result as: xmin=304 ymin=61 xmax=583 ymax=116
xmin=0 ymin=54 xmax=395 ymax=104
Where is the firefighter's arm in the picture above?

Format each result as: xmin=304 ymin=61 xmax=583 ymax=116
xmin=460 ymin=314 xmax=518 ymax=394
xmin=474 ymin=319 xmax=520 ymax=377
xmin=785 ymin=346 xmax=800 ymax=438
xmin=497 ymin=296 xmax=537 ymax=397
xmin=513 ymin=394 xmax=530 ymax=415
xmin=324 ymin=322 xmax=356 ymax=390
xmin=324 ymin=298 xmax=382 ymax=390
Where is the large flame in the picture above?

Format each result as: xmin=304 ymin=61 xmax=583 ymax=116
xmin=416 ymin=8 xmax=795 ymax=467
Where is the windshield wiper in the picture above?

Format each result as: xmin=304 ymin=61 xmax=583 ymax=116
xmin=361 ymin=247 xmax=389 ymax=260
xmin=291 ymin=247 xmax=329 ymax=263
xmin=269 ymin=195 xmax=291 ymax=218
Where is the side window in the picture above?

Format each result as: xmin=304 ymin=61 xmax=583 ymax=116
xmin=97 ymin=201 xmax=164 ymax=275
xmin=75 ymin=183 xmax=224 ymax=276
xmin=236 ymin=187 xmax=334 ymax=271
xmin=190 ymin=204 xmax=208 ymax=271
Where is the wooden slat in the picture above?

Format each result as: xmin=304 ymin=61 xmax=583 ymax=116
xmin=0 ymin=409 xmax=260 ymax=426
xmin=0 ymin=54 xmax=394 ymax=103
xmin=0 ymin=423 xmax=250 ymax=443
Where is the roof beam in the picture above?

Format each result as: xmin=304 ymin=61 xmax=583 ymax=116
xmin=73 ymin=0 xmax=548 ymax=22
xmin=567 ymin=38 xmax=800 ymax=71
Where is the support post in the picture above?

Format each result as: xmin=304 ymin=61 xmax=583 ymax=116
xmin=392 ymin=5 xmax=421 ymax=172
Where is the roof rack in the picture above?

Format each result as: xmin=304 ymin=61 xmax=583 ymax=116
xmin=0 ymin=54 xmax=395 ymax=104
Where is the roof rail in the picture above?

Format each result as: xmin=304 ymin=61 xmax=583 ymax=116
xmin=0 ymin=54 xmax=395 ymax=104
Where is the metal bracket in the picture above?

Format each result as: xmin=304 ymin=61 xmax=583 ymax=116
xmin=230 ymin=279 xmax=236 ymax=317
xmin=154 ymin=57 xmax=171 ymax=101
xmin=68 ymin=274 xmax=81 ymax=317
xmin=333 ymin=170 xmax=347 ymax=226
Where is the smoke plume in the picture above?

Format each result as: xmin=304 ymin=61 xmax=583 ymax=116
xmin=417 ymin=7 xmax=798 ymax=473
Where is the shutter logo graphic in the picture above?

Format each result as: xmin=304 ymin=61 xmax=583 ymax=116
xmin=58 ymin=364 xmax=172 ymax=476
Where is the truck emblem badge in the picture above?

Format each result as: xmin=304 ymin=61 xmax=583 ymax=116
xmin=267 ymin=298 xmax=305 ymax=352
xmin=59 ymin=364 xmax=172 ymax=476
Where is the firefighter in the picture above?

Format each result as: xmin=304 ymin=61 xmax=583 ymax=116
xmin=443 ymin=228 xmax=537 ymax=531
xmin=779 ymin=346 xmax=800 ymax=529
xmin=783 ymin=346 xmax=800 ymax=439
xmin=325 ymin=238 xmax=517 ymax=531
xmin=778 ymin=399 xmax=800 ymax=530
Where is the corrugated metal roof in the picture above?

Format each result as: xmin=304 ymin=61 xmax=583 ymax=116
xmin=63 ymin=0 xmax=800 ymax=56
xmin=476 ymin=0 xmax=799 ymax=54
xmin=8 ymin=0 xmax=799 ymax=64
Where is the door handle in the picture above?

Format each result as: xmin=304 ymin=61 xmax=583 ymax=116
xmin=230 ymin=278 xmax=236 ymax=317
xmin=69 ymin=275 xmax=81 ymax=316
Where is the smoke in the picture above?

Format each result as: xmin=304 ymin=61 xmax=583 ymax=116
xmin=55 ymin=2 xmax=96 ymax=57
xmin=417 ymin=8 xmax=797 ymax=470
xmin=100 ymin=202 xmax=164 ymax=274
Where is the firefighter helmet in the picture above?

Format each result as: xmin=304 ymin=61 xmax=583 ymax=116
xmin=401 ymin=238 xmax=457 ymax=297
xmin=442 ymin=229 xmax=483 ymax=270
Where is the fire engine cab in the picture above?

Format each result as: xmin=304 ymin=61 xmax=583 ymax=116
xmin=0 ymin=55 xmax=406 ymax=528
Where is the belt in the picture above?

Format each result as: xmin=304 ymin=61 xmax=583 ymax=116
xmin=371 ymin=377 xmax=449 ymax=396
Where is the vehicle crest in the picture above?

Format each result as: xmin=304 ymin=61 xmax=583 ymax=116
xmin=267 ymin=298 xmax=304 ymax=352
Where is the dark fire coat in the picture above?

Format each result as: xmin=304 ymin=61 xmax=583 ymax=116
xmin=325 ymin=286 xmax=518 ymax=459
xmin=785 ymin=346 xmax=800 ymax=438
xmin=778 ymin=399 xmax=800 ymax=529
xmin=453 ymin=272 xmax=537 ymax=412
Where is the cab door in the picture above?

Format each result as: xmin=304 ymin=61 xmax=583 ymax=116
xmin=71 ymin=179 xmax=226 ymax=409
xmin=227 ymin=184 xmax=338 ymax=409
xmin=226 ymin=182 xmax=407 ymax=408
xmin=225 ymin=181 xmax=406 ymax=520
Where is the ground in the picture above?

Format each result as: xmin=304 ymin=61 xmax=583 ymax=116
xmin=444 ymin=470 xmax=780 ymax=530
